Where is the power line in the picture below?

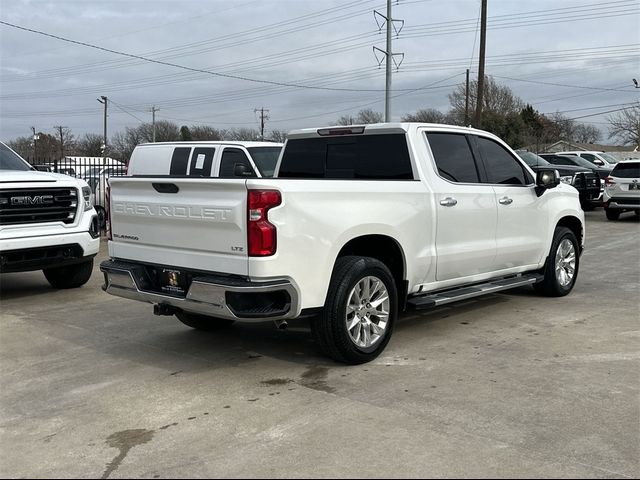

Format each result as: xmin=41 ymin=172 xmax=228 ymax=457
xmin=0 ymin=19 xmax=399 ymax=93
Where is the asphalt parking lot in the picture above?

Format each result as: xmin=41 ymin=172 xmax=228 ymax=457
xmin=1 ymin=211 xmax=638 ymax=478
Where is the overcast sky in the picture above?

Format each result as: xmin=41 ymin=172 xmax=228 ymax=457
xmin=1 ymin=0 xmax=639 ymax=142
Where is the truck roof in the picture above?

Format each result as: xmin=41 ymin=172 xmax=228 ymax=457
xmin=136 ymin=141 xmax=282 ymax=148
xmin=286 ymin=122 xmax=485 ymax=139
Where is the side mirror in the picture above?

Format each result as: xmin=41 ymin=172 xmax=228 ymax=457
xmin=535 ymin=169 xmax=560 ymax=196
xmin=593 ymin=159 xmax=604 ymax=166
xmin=233 ymin=163 xmax=254 ymax=177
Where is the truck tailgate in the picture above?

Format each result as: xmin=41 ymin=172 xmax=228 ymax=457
xmin=108 ymin=177 xmax=248 ymax=275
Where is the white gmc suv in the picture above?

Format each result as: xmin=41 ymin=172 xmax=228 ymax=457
xmin=0 ymin=142 xmax=100 ymax=288
xmin=101 ymin=123 xmax=585 ymax=364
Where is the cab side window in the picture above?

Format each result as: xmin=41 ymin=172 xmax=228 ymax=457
xmin=189 ymin=148 xmax=215 ymax=177
xmin=476 ymin=137 xmax=530 ymax=185
xmin=426 ymin=132 xmax=480 ymax=183
xmin=219 ymin=148 xmax=256 ymax=178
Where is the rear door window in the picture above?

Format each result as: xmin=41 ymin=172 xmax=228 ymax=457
xmin=278 ymin=134 xmax=413 ymax=180
xmin=189 ymin=147 xmax=215 ymax=177
xmin=426 ymin=132 xmax=480 ymax=183
xmin=219 ymin=148 xmax=257 ymax=178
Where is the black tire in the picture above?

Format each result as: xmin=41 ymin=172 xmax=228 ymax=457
xmin=43 ymin=258 xmax=94 ymax=289
xmin=580 ymin=201 xmax=595 ymax=212
xmin=175 ymin=311 xmax=235 ymax=331
xmin=311 ymin=256 xmax=397 ymax=364
xmin=95 ymin=206 xmax=106 ymax=229
xmin=533 ymin=227 xmax=579 ymax=297
xmin=605 ymin=208 xmax=621 ymax=220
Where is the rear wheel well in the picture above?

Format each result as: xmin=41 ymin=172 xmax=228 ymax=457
xmin=336 ymin=235 xmax=407 ymax=309
xmin=556 ymin=216 xmax=583 ymax=252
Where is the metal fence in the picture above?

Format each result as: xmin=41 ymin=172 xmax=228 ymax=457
xmin=27 ymin=156 xmax=127 ymax=230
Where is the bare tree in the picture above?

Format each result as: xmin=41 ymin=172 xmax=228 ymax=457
xmin=268 ymin=129 xmax=287 ymax=142
xmin=401 ymin=108 xmax=450 ymax=123
xmin=607 ymin=103 xmax=640 ymax=146
xmin=137 ymin=120 xmax=180 ymax=143
xmin=76 ymin=133 xmax=105 ymax=157
xmin=335 ymin=109 xmax=383 ymax=125
xmin=189 ymin=125 xmax=222 ymax=141
xmin=448 ymin=76 xmax=524 ymax=125
xmin=572 ymin=123 xmax=601 ymax=144
xmin=356 ymin=108 xmax=383 ymax=124
xmin=110 ymin=128 xmax=143 ymax=162
xmin=53 ymin=126 xmax=75 ymax=158
xmin=221 ymin=128 xmax=260 ymax=141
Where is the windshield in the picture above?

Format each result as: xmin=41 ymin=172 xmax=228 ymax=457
xmin=600 ymin=152 xmax=619 ymax=164
xmin=248 ymin=146 xmax=282 ymax=177
xmin=516 ymin=151 xmax=550 ymax=167
xmin=0 ymin=143 xmax=31 ymax=171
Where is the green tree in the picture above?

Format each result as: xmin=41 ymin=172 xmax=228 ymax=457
xmin=179 ymin=126 xmax=192 ymax=141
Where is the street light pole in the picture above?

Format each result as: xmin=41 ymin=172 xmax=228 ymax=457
xmin=97 ymin=96 xmax=108 ymax=167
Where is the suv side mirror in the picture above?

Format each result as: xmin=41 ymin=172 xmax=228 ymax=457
xmin=593 ymin=159 xmax=604 ymax=166
xmin=535 ymin=169 xmax=560 ymax=196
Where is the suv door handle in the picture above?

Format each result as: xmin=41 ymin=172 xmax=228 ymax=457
xmin=439 ymin=197 xmax=458 ymax=207
xmin=499 ymin=196 xmax=513 ymax=205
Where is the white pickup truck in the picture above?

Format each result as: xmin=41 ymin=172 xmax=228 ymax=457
xmin=101 ymin=123 xmax=584 ymax=364
xmin=0 ymin=142 xmax=100 ymax=288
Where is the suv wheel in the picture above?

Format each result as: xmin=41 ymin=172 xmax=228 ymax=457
xmin=312 ymin=256 xmax=397 ymax=364
xmin=175 ymin=311 xmax=235 ymax=331
xmin=534 ymin=227 xmax=579 ymax=297
xmin=605 ymin=208 xmax=621 ymax=220
xmin=43 ymin=258 xmax=94 ymax=289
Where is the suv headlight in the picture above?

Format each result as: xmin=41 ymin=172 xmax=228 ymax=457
xmin=82 ymin=186 xmax=93 ymax=211
xmin=559 ymin=175 xmax=574 ymax=185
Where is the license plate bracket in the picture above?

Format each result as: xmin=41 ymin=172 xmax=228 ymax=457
xmin=160 ymin=268 xmax=188 ymax=296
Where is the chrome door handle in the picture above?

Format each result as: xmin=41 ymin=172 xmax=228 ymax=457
xmin=439 ymin=197 xmax=458 ymax=207
xmin=499 ymin=196 xmax=513 ymax=205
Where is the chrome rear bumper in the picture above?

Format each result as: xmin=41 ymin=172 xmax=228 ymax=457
xmin=100 ymin=259 xmax=300 ymax=322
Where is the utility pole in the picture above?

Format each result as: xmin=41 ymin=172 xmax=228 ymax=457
xmin=464 ymin=68 xmax=470 ymax=126
xmin=30 ymin=126 xmax=40 ymax=163
xmin=150 ymin=105 xmax=159 ymax=142
xmin=254 ymin=107 xmax=269 ymax=140
xmin=474 ymin=0 xmax=487 ymax=128
xmin=54 ymin=125 xmax=67 ymax=160
xmin=373 ymin=1 xmax=404 ymax=122
xmin=97 ymin=96 xmax=108 ymax=167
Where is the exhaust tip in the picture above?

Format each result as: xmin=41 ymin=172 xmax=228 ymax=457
xmin=274 ymin=319 xmax=288 ymax=330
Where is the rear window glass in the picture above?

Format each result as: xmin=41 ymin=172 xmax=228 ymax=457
xmin=611 ymin=162 xmax=640 ymax=178
xmin=248 ymin=146 xmax=281 ymax=177
xmin=278 ymin=134 xmax=413 ymax=180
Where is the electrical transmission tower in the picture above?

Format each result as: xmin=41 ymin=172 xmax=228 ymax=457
xmin=373 ymin=0 xmax=404 ymax=122
xmin=254 ymin=107 xmax=270 ymax=140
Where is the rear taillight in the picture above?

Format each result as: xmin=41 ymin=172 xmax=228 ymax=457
xmin=105 ymin=183 xmax=112 ymax=240
xmin=248 ymin=190 xmax=281 ymax=256
xmin=604 ymin=176 xmax=616 ymax=186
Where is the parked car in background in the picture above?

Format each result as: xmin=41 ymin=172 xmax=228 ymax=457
xmin=555 ymin=150 xmax=619 ymax=168
xmin=516 ymin=150 xmax=601 ymax=210
xmin=540 ymin=153 xmax=610 ymax=205
xmin=127 ymin=141 xmax=283 ymax=178
xmin=0 ymin=142 xmax=99 ymax=288
xmin=32 ymin=164 xmax=53 ymax=172
xmin=603 ymin=159 xmax=640 ymax=220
